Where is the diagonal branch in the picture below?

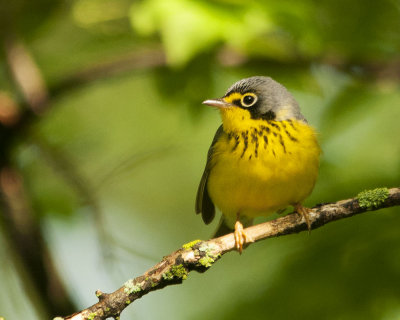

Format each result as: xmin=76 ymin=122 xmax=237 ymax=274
xmin=58 ymin=187 xmax=400 ymax=320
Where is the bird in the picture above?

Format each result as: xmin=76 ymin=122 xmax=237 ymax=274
xmin=195 ymin=76 xmax=320 ymax=253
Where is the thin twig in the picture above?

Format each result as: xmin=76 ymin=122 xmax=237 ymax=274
xmin=58 ymin=187 xmax=400 ymax=320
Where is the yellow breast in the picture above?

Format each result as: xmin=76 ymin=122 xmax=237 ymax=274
xmin=207 ymin=108 xmax=320 ymax=220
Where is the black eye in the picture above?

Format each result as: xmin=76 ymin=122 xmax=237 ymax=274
xmin=241 ymin=93 xmax=257 ymax=107
xmin=243 ymin=95 xmax=254 ymax=104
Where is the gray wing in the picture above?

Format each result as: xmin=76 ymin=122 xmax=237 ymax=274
xmin=195 ymin=125 xmax=224 ymax=225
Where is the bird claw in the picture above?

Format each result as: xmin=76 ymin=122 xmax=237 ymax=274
xmin=234 ymin=220 xmax=254 ymax=254
xmin=295 ymin=203 xmax=312 ymax=232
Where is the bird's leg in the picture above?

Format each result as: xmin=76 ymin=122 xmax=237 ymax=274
xmin=234 ymin=213 xmax=254 ymax=254
xmin=294 ymin=203 xmax=312 ymax=232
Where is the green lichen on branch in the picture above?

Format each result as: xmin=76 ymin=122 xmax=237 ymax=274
xmin=87 ymin=312 xmax=97 ymax=320
xmin=197 ymin=243 xmax=221 ymax=268
xmin=150 ymin=280 xmax=157 ymax=287
xmin=162 ymin=264 xmax=188 ymax=281
xmin=198 ymin=256 xmax=215 ymax=267
xmin=145 ymin=276 xmax=158 ymax=288
xmin=123 ymin=279 xmax=142 ymax=294
xmin=182 ymin=239 xmax=202 ymax=250
xmin=357 ymin=188 xmax=389 ymax=209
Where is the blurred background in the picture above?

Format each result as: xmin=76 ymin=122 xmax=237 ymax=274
xmin=1 ymin=0 xmax=400 ymax=319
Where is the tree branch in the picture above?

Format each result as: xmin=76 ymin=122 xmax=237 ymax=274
xmin=56 ymin=187 xmax=400 ymax=320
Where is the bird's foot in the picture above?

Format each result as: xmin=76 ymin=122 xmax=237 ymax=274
xmin=234 ymin=220 xmax=254 ymax=254
xmin=294 ymin=203 xmax=313 ymax=232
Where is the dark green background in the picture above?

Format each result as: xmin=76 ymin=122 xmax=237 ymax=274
xmin=1 ymin=0 xmax=399 ymax=319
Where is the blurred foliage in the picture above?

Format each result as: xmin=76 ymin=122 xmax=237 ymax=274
xmin=130 ymin=0 xmax=400 ymax=65
xmin=0 ymin=0 xmax=399 ymax=319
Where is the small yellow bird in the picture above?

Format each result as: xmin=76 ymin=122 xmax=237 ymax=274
xmin=195 ymin=76 xmax=320 ymax=252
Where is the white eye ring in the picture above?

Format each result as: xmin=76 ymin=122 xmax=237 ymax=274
xmin=241 ymin=93 xmax=258 ymax=107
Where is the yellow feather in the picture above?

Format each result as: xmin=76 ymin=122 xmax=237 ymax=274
xmin=207 ymin=107 xmax=320 ymax=222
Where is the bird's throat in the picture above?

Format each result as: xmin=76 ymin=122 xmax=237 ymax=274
xmin=220 ymin=107 xmax=261 ymax=133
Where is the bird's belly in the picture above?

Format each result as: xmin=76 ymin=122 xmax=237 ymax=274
xmin=207 ymin=125 xmax=320 ymax=219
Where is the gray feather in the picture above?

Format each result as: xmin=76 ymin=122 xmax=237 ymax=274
xmin=225 ymin=76 xmax=305 ymax=121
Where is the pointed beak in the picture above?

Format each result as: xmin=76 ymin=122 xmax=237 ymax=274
xmin=202 ymin=99 xmax=232 ymax=108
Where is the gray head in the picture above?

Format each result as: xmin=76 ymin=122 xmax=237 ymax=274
xmin=204 ymin=76 xmax=305 ymax=122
